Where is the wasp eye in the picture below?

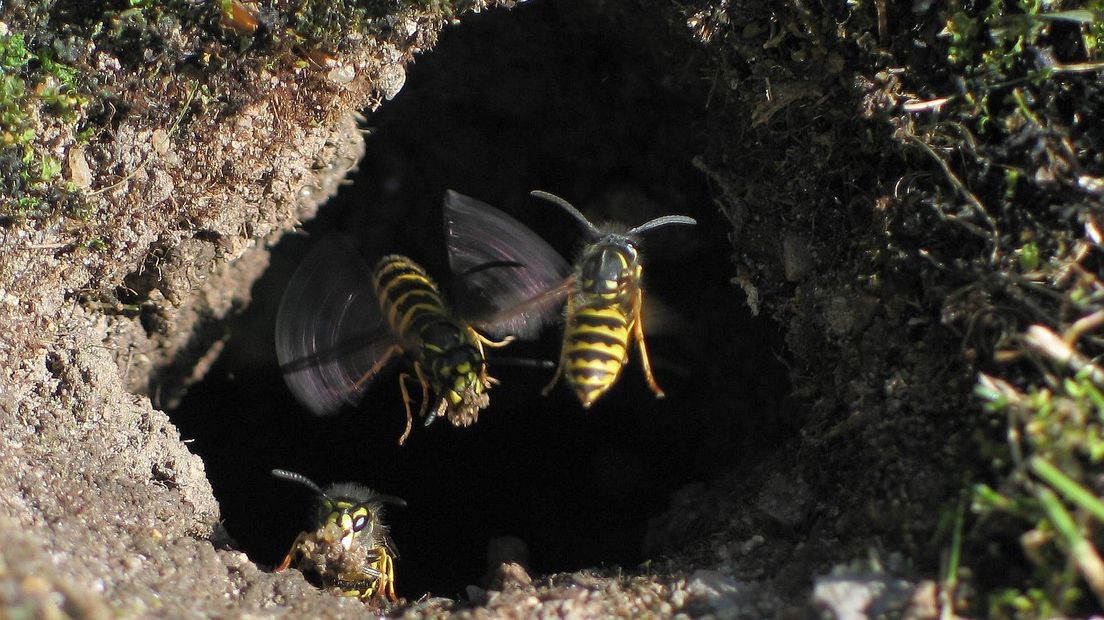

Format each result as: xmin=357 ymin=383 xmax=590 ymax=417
xmin=352 ymin=515 xmax=368 ymax=531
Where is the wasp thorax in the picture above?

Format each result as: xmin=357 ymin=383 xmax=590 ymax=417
xmin=437 ymin=346 xmax=482 ymax=383
xmin=420 ymin=321 xmax=465 ymax=349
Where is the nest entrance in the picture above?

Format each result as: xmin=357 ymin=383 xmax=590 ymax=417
xmin=173 ymin=0 xmax=793 ymax=596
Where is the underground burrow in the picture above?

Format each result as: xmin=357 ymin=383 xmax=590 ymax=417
xmin=172 ymin=0 xmax=793 ymax=599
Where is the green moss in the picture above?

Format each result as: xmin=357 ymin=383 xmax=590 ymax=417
xmin=1 ymin=0 xmax=476 ymax=227
xmin=0 ymin=26 xmax=88 ymax=220
xmin=934 ymin=0 xmax=1104 ymax=146
xmin=807 ymin=0 xmax=1104 ymax=613
xmin=0 ymin=31 xmax=34 ymax=146
xmin=280 ymin=0 xmax=465 ymax=55
xmin=988 ymin=586 xmax=1063 ymax=619
xmin=1016 ymin=241 xmax=1040 ymax=271
xmin=84 ymin=236 xmax=108 ymax=252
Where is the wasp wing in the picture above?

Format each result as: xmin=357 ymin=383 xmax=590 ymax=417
xmin=275 ymin=236 xmax=399 ymax=417
xmin=380 ymin=530 xmax=399 ymax=559
xmin=444 ymin=190 xmax=572 ymax=339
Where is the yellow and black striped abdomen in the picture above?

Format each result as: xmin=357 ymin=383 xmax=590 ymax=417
xmin=371 ymin=255 xmax=491 ymax=429
xmin=564 ymin=302 xmax=633 ymax=408
xmin=371 ymin=255 xmax=449 ymax=342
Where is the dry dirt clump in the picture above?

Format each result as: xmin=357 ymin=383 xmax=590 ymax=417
xmin=0 ymin=0 xmax=485 ymax=616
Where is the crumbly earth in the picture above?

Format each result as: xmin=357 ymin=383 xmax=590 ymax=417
xmin=0 ymin=1 xmax=444 ymax=616
xmin=3 ymin=0 xmax=1102 ymax=617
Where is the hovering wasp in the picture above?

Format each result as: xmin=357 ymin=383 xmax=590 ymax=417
xmin=272 ymin=469 xmax=406 ymax=602
xmin=517 ymin=191 xmax=697 ymax=408
xmin=275 ymin=190 xmax=569 ymax=444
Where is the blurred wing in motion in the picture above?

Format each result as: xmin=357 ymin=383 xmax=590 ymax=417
xmin=275 ymin=236 xmax=400 ymax=416
xmin=444 ymin=190 xmax=572 ymax=339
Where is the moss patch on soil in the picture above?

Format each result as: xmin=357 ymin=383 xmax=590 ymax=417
xmin=0 ymin=0 xmax=471 ymax=615
xmin=660 ymin=0 xmax=1104 ymax=616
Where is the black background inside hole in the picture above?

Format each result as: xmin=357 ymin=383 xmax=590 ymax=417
xmin=173 ymin=0 xmax=791 ymax=599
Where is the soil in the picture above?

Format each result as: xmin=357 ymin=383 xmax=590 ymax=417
xmin=3 ymin=0 xmax=1102 ymax=617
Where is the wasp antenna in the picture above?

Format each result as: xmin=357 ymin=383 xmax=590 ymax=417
xmin=626 ymin=215 xmax=697 ymax=236
xmin=272 ymin=469 xmax=328 ymax=497
xmin=375 ymin=494 xmax=408 ymax=508
xmin=490 ymin=356 xmax=556 ymax=369
xmin=530 ymin=190 xmax=601 ymax=237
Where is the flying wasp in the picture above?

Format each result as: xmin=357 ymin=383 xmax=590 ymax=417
xmin=275 ymin=190 xmax=569 ymax=443
xmin=519 ymin=190 xmax=697 ymax=408
xmin=272 ymin=469 xmax=406 ymax=603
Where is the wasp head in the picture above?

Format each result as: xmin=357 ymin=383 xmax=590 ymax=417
xmin=578 ymin=239 xmax=640 ymax=297
xmin=315 ymin=483 xmax=387 ymax=551
xmin=434 ymin=345 xmax=491 ymax=427
xmin=272 ymin=470 xmax=406 ymax=552
xmin=527 ymin=190 xmax=694 ymax=296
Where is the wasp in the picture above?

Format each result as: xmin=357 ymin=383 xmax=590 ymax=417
xmin=272 ymin=469 xmax=406 ymax=603
xmin=523 ymin=191 xmax=697 ymax=408
xmin=275 ymin=190 xmax=569 ymax=443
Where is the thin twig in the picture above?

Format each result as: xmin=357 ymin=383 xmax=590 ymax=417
xmin=1024 ymin=324 xmax=1104 ymax=387
xmin=902 ymin=97 xmax=953 ymax=113
xmin=905 ymin=133 xmax=998 ymax=241
xmin=1065 ymin=310 xmax=1104 ymax=346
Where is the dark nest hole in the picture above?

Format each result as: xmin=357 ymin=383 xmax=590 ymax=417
xmin=174 ymin=0 xmax=794 ymax=598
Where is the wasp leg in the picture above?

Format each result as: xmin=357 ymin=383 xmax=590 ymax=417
xmin=341 ymin=548 xmax=395 ymax=601
xmin=360 ymin=550 xmax=386 ymax=579
xmin=461 ymin=331 xmax=500 ymax=391
xmin=397 ymin=363 xmax=432 ymax=445
xmin=541 ymin=294 xmax=576 ymax=397
xmin=354 ymin=344 xmax=403 ymax=388
xmin=275 ymin=531 xmax=308 ymax=572
xmin=397 ymin=373 xmax=415 ymax=445
xmin=472 ymin=330 xmax=516 ymax=349
xmin=414 ymin=362 xmax=430 ymax=417
xmin=414 ymin=362 xmax=433 ymax=426
xmin=372 ymin=547 xmax=398 ymax=603
xmin=632 ymin=287 xmax=665 ymax=399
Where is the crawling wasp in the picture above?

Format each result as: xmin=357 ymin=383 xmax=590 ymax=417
xmin=518 ymin=191 xmax=697 ymax=408
xmin=272 ymin=469 xmax=405 ymax=602
xmin=275 ymin=190 xmax=569 ymax=443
